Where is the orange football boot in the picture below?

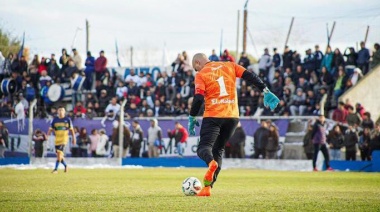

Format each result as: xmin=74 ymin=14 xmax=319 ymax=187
xmin=203 ymin=160 xmax=218 ymax=187
xmin=197 ymin=186 xmax=211 ymax=196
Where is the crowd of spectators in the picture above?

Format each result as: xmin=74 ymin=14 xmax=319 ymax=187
xmin=0 ymin=42 xmax=380 ymax=120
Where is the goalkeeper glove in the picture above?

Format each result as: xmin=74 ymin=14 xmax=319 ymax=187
xmin=188 ymin=116 xmax=200 ymax=136
xmin=263 ymin=87 xmax=280 ymax=111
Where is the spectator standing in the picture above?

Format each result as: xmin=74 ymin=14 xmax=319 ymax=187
xmin=258 ymin=48 xmax=271 ymax=77
xmin=72 ymin=49 xmax=83 ymax=71
xmin=111 ymin=120 xmax=131 ymax=158
xmin=343 ymin=47 xmax=358 ymax=67
xmin=321 ymin=46 xmax=333 ymax=75
xmin=370 ymin=43 xmax=380 ymax=69
xmin=327 ymin=125 xmax=344 ymax=160
xmin=84 ymin=51 xmax=95 ymax=91
xmin=238 ymin=52 xmax=251 ymax=69
xmin=89 ymin=129 xmax=100 ymax=157
xmin=282 ymin=46 xmax=293 ymax=70
xmin=96 ymin=128 xmax=109 ymax=157
xmin=59 ymin=48 xmax=70 ymax=72
xmin=130 ymin=120 xmax=144 ymax=157
xmin=311 ymin=115 xmax=333 ymax=171
xmin=331 ymin=48 xmax=345 ymax=75
xmin=220 ymin=49 xmax=235 ymax=62
xmin=357 ymin=41 xmax=370 ymax=75
xmin=94 ymin=50 xmax=107 ymax=81
xmin=168 ymin=122 xmax=188 ymax=157
xmin=344 ymin=125 xmax=359 ymax=161
xmin=303 ymin=49 xmax=315 ymax=72
xmin=266 ymin=124 xmax=279 ymax=159
xmin=47 ymin=59 xmax=61 ymax=83
xmin=359 ymin=128 xmax=371 ymax=161
xmin=303 ymin=123 xmax=314 ymax=160
xmin=272 ymin=48 xmax=281 ymax=70
xmin=314 ymin=45 xmax=324 ymax=71
xmin=208 ymin=49 xmax=219 ymax=61
xmin=77 ymin=127 xmax=90 ymax=157
xmin=28 ymin=54 xmax=39 ymax=84
xmin=370 ymin=124 xmax=380 ymax=155
xmin=147 ymin=118 xmax=162 ymax=158
xmin=71 ymin=126 xmax=80 ymax=157
xmin=33 ymin=129 xmax=47 ymax=158
xmin=253 ymin=120 xmax=269 ymax=159
xmin=228 ymin=122 xmax=246 ymax=158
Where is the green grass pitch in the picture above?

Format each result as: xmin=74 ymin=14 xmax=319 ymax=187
xmin=1 ymin=168 xmax=379 ymax=211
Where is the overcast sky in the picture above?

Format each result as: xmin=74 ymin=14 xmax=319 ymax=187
xmin=1 ymin=0 xmax=379 ymax=66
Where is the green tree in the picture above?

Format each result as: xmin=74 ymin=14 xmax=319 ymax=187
xmin=0 ymin=28 xmax=21 ymax=58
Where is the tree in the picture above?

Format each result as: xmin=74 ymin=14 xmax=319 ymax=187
xmin=0 ymin=28 xmax=21 ymax=58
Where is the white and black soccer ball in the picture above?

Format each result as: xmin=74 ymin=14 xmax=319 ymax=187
xmin=182 ymin=177 xmax=202 ymax=196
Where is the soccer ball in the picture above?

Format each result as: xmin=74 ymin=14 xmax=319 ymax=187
xmin=182 ymin=177 xmax=202 ymax=196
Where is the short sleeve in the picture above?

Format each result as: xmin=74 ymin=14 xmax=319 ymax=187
xmin=68 ymin=118 xmax=74 ymax=130
xmin=50 ymin=119 xmax=55 ymax=129
xmin=194 ymin=73 xmax=205 ymax=95
xmin=233 ymin=63 xmax=246 ymax=78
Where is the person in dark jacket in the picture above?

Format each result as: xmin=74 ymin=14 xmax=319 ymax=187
xmin=311 ymin=115 xmax=332 ymax=171
xmin=303 ymin=49 xmax=315 ymax=72
xmin=229 ymin=122 xmax=246 ymax=158
xmin=253 ymin=120 xmax=269 ymax=159
xmin=343 ymin=47 xmax=357 ymax=66
xmin=327 ymin=125 xmax=344 ymax=160
xmin=94 ymin=50 xmax=108 ymax=80
xmin=282 ymin=46 xmax=293 ymax=70
xmin=77 ymin=127 xmax=90 ymax=157
xmin=314 ymin=45 xmax=324 ymax=71
xmin=238 ymin=52 xmax=251 ymax=69
xmin=266 ymin=124 xmax=279 ymax=159
xmin=59 ymin=48 xmax=70 ymax=72
xmin=272 ymin=48 xmax=282 ymax=70
xmin=33 ymin=129 xmax=47 ymax=158
xmin=346 ymin=105 xmax=362 ymax=128
xmin=344 ymin=125 xmax=359 ymax=161
xmin=111 ymin=120 xmax=131 ymax=158
xmin=331 ymin=48 xmax=345 ymax=76
xmin=357 ymin=41 xmax=370 ymax=75
xmin=84 ymin=51 xmax=95 ymax=91
xmin=130 ymin=120 xmax=144 ymax=157
xmin=370 ymin=124 xmax=380 ymax=155
xmin=361 ymin=112 xmax=374 ymax=130
xmin=303 ymin=122 xmax=314 ymax=160
xmin=359 ymin=128 xmax=371 ymax=161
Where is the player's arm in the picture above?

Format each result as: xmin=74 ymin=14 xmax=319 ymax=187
xmin=70 ymin=128 xmax=76 ymax=145
xmin=189 ymin=74 xmax=205 ymax=117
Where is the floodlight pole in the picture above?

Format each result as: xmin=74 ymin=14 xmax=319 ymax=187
xmin=28 ymin=99 xmax=37 ymax=157
xmin=119 ymin=99 xmax=127 ymax=158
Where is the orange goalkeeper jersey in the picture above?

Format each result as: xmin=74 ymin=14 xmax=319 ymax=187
xmin=194 ymin=61 xmax=245 ymax=118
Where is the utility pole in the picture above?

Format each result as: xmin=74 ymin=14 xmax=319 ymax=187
xmin=236 ymin=10 xmax=240 ymax=60
xmin=364 ymin=25 xmax=370 ymax=44
xmin=242 ymin=0 xmax=249 ymax=53
xmin=86 ymin=19 xmax=89 ymax=53
xmin=284 ymin=17 xmax=295 ymax=50
xmin=328 ymin=21 xmax=336 ymax=47
xmin=130 ymin=46 xmax=134 ymax=68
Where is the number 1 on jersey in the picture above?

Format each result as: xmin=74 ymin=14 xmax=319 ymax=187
xmin=216 ymin=76 xmax=229 ymax=97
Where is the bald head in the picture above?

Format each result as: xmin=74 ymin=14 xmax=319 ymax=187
xmin=192 ymin=53 xmax=210 ymax=72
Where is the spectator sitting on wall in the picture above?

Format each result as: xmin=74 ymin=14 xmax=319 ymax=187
xmin=289 ymin=88 xmax=307 ymax=116
xmin=349 ymin=68 xmax=363 ymax=86
xmin=252 ymin=120 xmax=269 ymax=159
xmin=130 ymin=120 xmax=144 ymax=158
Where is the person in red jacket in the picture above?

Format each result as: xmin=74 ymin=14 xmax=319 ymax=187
xmin=167 ymin=122 xmax=188 ymax=157
xmin=94 ymin=50 xmax=108 ymax=81
xmin=220 ymin=49 xmax=235 ymax=62
xmin=73 ymin=101 xmax=87 ymax=117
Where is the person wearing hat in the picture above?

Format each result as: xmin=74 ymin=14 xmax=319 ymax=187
xmin=147 ymin=118 xmax=162 ymax=158
xmin=289 ymin=88 xmax=307 ymax=116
